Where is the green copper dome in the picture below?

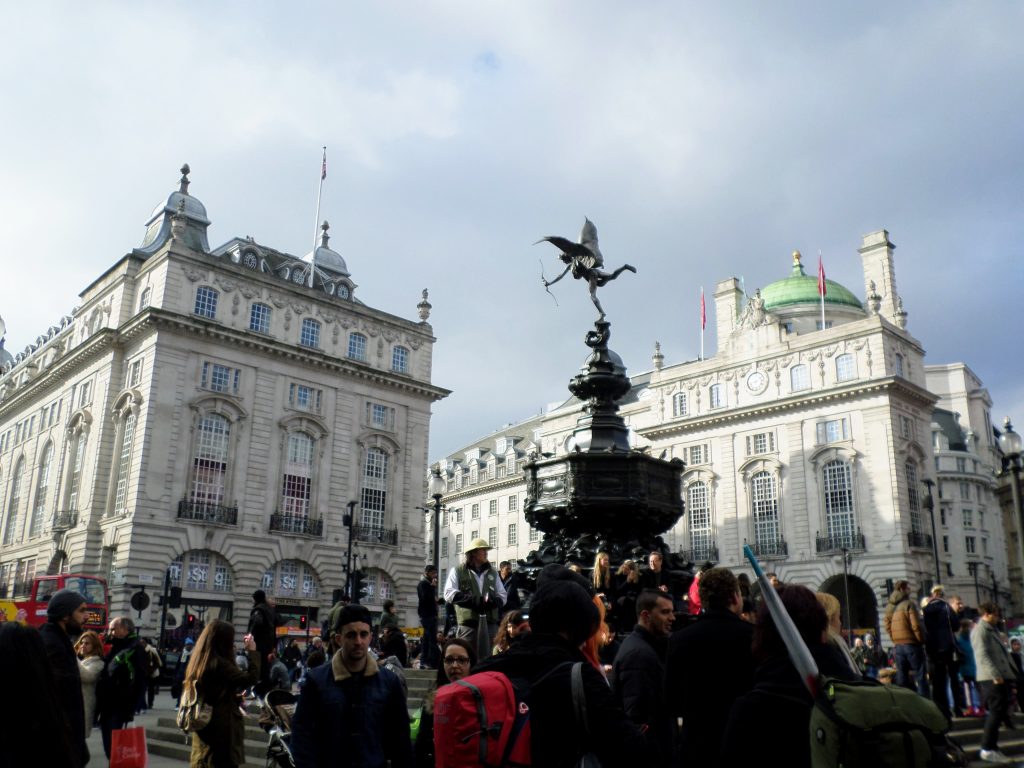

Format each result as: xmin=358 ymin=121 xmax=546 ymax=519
xmin=760 ymin=252 xmax=864 ymax=311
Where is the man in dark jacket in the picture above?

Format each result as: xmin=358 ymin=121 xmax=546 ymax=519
xmin=499 ymin=561 xmax=523 ymax=611
xmin=97 ymin=616 xmax=148 ymax=759
xmin=665 ymin=567 xmax=755 ymax=766
xmin=291 ymin=604 xmax=412 ymax=768
xmin=923 ymin=584 xmax=961 ymax=721
xmin=474 ymin=564 xmax=657 ymax=765
xmin=247 ymin=589 xmax=280 ymax=684
xmin=416 ymin=564 xmax=440 ymax=669
xmin=612 ymin=589 xmax=675 ymax=765
xmin=38 ymin=589 xmax=89 ymax=768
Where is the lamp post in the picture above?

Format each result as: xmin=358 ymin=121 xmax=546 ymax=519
xmin=427 ymin=467 xmax=446 ymax=571
xmin=922 ymin=478 xmax=941 ymax=586
xmin=839 ymin=547 xmax=853 ymax=644
xmin=343 ymin=500 xmax=358 ymax=600
xmin=998 ymin=417 xmax=1024 ymax=609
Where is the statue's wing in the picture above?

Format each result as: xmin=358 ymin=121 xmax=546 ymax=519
xmin=578 ymin=218 xmax=603 ymax=268
xmin=535 ymin=235 xmax=593 ymax=262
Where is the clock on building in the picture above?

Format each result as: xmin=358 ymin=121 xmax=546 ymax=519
xmin=746 ymin=370 xmax=768 ymax=394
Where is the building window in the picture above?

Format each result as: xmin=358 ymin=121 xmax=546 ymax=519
xmin=940 ymin=508 xmax=947 ymax=526
xmin=816 ymin=418 xmax=849 ymax=445
xmin=835 ymin=354 xmax=856 ymax=382
xmin=791 ymin=364 xmax=810 ymax=392
xmin=688 ymin=481 xmax=711 ymax=558
xmin=66 ymin=432 xmax=86 ymax=511
xmin=201 ymin=362 xmax=240 ymax=395
xmin=112 ymin=410 xmax=136 ymax=516
xmin=79 ymin=381 xmax=92 ymax=408
xmin=488 ymin=527 xmax=498 ymax=548
xmin=529 ymin=526 xmax=539 ymax=542
xmin=194 ymin=286 xmax=218 ymax=319
xmin=366 ymin=402 xmax=394 ymax=430
xmin=29 ymin=442 xmax=54 ymax=537
xmin=905 ymin=462 xmax=923 ymax=534
xmin=942 ymin=535 xmax=949 ymax=553
xmin=441 ymin=538 xmax=449 ymax=558
xmin=455 ymin=507 xmax=464 ymax=523
xmin=959 ymin=482 xmax=970 ymax=500
xmin=487 ymin=461 xmax=496 ymax=480
xmin=280 ymin=433 xmax=313 ymax=526
xmin=751 ymin=471 xmax=780 ymax=548
xmin=688 ymin=445 xmax=707 ymax=465
xmin=470 ymin=529 xmax=479 ymax=541
xmin=709 ymin=384 xmax=724 ymax=409
xmin=392 ymin=346 xmax=409 ymax=374
xmin=672 ymin=392 xmax=688 ymax=417
xmin=815 ymin=320 xmax=834 ymax=330
xmin=360 ymin=448 xmax=389 ymax=530
xmin=822 ymin=460 xmax=855 ymax=545
xmin=471 ymin=504 xmax=479 ymax=520
xmin=190 ymin=415 xmax=230 ymax=508
xmin=300 ymin=319 xmax=321 ymax=349
xmin=508 ymin=524 xmax=517 ymax=546
xmin=489 ymin=499 xmax=498 ymax=516
xmin=895 ymin=354 xmax=905 ymax=377
xmin=348 ymin=333 xmax=367 ymax=361
xmin=956 ymin=457 xmax=966 ymax=472
xmin=3 ymin=458 xmax=24 ymax=545
xmin=900 ymin=416 xmax=914 ymax=439
xmin=508 ymin=495 xmax=518 ymax=513
xmin=507 ymin=456 xmax=517 ymax=475
xmin=249 ymin=303 xmax=271 ymax=334
xmin=455 ymin=533 xmax=463 ymax=553
xmin=139 ymin=287 xmax=152 ymax=312
xmin=962 ymin=508 xmax=973 ymax=528
xmin=746 ymin=432 xmax=776 ymax=456
xmin=965 ymin=536 xmax=976 ymax=555
xmin=982 ymin=538 xmax=988 ymax=555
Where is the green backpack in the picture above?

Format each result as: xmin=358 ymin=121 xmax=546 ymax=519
xmin=809 ymin=677 xmax=966 ymax=767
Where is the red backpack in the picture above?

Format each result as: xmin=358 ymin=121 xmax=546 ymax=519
xmin=434 ymin=671 xmax=534 ymax=768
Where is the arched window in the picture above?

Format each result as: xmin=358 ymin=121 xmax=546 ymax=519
xmin=905 ymin=461 xmax=923 ymax=533
xmin=791 ymin=364 xmax=810 ymax=392
xmin=672 ymin=392 xmax=687 ymax=417
xmin=751 ymin=471 xmax=779 ymax=549
xmin=823 ymin=460 xmax=855 ymax=546
xmin=300 ymin=318 xmax=320 ymax=348
xmin=261 ymin=559 xmax=320 ymax=599
xmin=835 ymin=354 xmax=857 ymax=382
xmin=194 ymin=286 xmax=218 ymax=319
xmin=687 ymin=481 xmax=712 ymax=560
xmin=392 ymin=345 xmax=409 ymax=373
xmin=348 ymin=332 xmax=367 ymax=361
xmin=360 ymin=447 xmax=389 ymax=530
xmin=29 ymin=442 xmax=54 ymax=537
xmin=190 ymin=415 xmax=230 ymax=508
xmin=112 ymin=409 xmax=136 ymax=516
xmin=63 ymin=416 xmax=90 ymax=513
xmin=138 ymin=287 xmax=152 ymax=312
xmin=280 ymin=433 xmax=313 ymax=530
xmin=169 ymin=550 xmax=234 ymax=593
xmin=249 ymin=302 xmax=271 ymax=334
xmin=362 ymin=568 xmax=394 ymax=604
xmin=3 ymin=458 xmax=24 ymax=545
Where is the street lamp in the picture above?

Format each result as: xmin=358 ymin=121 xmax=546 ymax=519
xmin=998 ymin=417 xmax=1024 ymax=606
xmin=343 ymin=500 xmax=358 ymax=600
xmin=427 ymin=466 xmax=446 ymax=571
xmin=839 ymin=547 xmax=853 ymax=644
xmin=922 ymin=478 xmax=941 ymax=586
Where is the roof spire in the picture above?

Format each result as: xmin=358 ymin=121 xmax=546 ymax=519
xmin=320 ymin=220 xmax=330 ymax=248
xmin=179 ymin=163 xmax=191 ymax=194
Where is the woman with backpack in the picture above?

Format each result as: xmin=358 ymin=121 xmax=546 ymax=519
xmin=414 ymin=637 xmax=476 ymax=768
xmin=182 ymin=619 xmax=260 ymax=768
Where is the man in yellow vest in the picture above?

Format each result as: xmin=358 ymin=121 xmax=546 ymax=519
xmin=443 ymin=537 xmax=507 ymax=660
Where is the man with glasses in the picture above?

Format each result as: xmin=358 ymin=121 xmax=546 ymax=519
xmin=291 ymin=604 xmax=412 ymax=767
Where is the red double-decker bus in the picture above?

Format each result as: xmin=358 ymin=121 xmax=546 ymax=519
xmin=0 ymin=574 xmax=109 ymax=633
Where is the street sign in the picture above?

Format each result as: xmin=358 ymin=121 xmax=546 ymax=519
xmin=130 ymin=591 xmax=150 ymax=612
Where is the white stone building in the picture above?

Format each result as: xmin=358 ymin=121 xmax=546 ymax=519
xmin=433 ymin=231 xmax=1012 ymax=629
xmin=0 ymin=165 xmax=449 ymax=637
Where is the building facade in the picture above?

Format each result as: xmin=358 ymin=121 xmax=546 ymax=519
xmin=0 ymin=165 xmax=449 ymax=636
xmin=433 ymin=231 xmax=1012 ymax=629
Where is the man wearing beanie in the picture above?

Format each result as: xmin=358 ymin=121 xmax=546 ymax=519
xmin=39 ymin=589 xmax=89 ymax=768
xmin=474 ymin=564 xmax=656 ymax=765
xmin=291 ymin=603 xmax=412 ymax=767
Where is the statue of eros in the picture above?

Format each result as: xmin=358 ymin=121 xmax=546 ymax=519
xmin=536 ymin=218 xmax=636 ymax=319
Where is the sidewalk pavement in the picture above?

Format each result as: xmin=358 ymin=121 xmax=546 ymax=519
xmin=85 ymin=690 xmax=185 ymax=767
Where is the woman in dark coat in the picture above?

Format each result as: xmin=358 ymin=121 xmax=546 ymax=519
xmin=183 ymin=619 xmax=260 ymax=768
xmin=415 ymin=637 xmax=476 ymax=768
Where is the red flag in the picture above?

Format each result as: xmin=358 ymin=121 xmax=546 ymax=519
xmin=817 ymin=255 xmax=827 ymax=297
xmin=320 ymin=147 xmax=327 ymax=180
xmin=700 ymin=288 xmax=706 ymax=330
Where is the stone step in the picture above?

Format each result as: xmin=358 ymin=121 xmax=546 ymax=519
xmin=146 ymin=722 xmax=268 ymax=759
xmin=154 ymin=715 xmax=267 ymax=741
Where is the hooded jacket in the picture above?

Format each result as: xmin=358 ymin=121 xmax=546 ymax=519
xmin=883 ymin=590 xmax=924 ymax=646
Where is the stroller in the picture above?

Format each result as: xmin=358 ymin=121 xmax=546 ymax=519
xmin=258 ymin=688 xmax=297 ymax=768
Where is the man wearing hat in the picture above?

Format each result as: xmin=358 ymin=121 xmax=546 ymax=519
xmin=290 ymin=604 xmax=413 ymax=767
xmin=443 ymin=537 xmax=507 ymax=660
xmin=39 ymin=589 xmax=89 ymax=768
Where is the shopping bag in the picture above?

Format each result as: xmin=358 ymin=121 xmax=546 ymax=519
xmin=110 ymin=726 xmax=149 ymax=768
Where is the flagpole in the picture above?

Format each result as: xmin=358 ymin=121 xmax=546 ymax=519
xmin=309 ymin=146 xmax=327 ymax=288
xmin=818 ymin=250 xmax=825 ymax=330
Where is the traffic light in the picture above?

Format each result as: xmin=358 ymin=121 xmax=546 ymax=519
xmin=185 ymin=613 xmax=196 ymax=629
xmin=351 ymin=571 xmax=364 ymax=605
xmin=169 ymin=586 xmax=182 ymax=609
xmin=299 ymin=614 xmax=308 ymax=630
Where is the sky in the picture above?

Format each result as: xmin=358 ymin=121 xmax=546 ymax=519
xmin=1 ymin=2 xmax=1022 ymax=461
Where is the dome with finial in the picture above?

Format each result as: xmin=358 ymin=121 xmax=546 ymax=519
xmin=303 ymin=221 xmax=349 ymax=276
xmin=760 ymin=249 xmax=864 ymax=312
xmin=137 ymin=163 xmax=211 ymax=255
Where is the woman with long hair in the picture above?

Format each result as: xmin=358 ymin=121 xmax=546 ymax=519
xmin=75 ymin=630 xmax=105 ymax=737
xmin=416 ymin=637 xmax=477 ymax=768
xmin=492 ymin=609 xmax=531 ymax=655
xmin=182 ymin=618 xmax=260 ymax=768
xmin=611 ymin=559 xmax=641 ymax=632
xmin=592 ymin=551 xmax=613 ymax=596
